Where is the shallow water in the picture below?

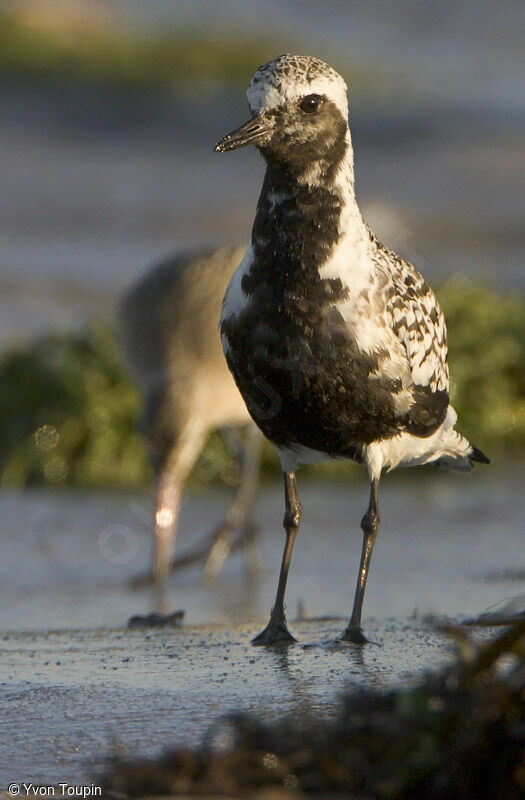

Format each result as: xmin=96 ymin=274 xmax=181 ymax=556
xmin=1 ymin=468 xmax=523 ymax=632
xmin=0 ymin=467 xmax=523 ymax=784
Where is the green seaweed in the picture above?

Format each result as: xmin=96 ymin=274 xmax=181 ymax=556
xmin=0 ymin=324 xmax=149 ymax=488
xmin=439 ymin=277 xmax=525 ymax=453
xmin=0 ymin=10 xmax=266 ymax=90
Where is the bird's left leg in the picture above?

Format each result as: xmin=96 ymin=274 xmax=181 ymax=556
xmin=341 ymin=477 xmax=380 ymax=644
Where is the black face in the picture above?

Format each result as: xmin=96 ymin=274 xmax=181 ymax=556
xmin=215 ymin=91 xmax=348 ymax=175
xmin=259 ymin=94 xmax=347 ymax=173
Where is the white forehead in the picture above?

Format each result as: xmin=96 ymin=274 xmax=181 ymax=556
xmin=246 ymin=54 xmax=348 ymax=117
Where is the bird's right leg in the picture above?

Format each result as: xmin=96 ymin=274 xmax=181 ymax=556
xmin=252 ymin=471 xmax=301 ymax=646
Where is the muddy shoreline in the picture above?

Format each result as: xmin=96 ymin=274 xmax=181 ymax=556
xmin=1 ymin=617 xmax=487 ymax=785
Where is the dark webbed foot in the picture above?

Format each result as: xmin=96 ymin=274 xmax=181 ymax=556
xmin=340 ymin=624 xmax=369 ymax=644
xmin=251 ymin=620 xmax=297 ymax=646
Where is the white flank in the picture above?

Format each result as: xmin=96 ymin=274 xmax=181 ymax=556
xmin=364 ymin=406 xmax=474 ymax=480
xmin=275 ymin=443 xmax=341 ymax=473
xmin=220 ymin=244 xmax=253 ymax=326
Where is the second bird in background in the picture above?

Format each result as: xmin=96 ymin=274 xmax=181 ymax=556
xmin=118 ymin=245 xmax=261 ymax=598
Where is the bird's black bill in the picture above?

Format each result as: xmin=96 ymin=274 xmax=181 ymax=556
xmin=214 ymin=113 xmax=271 ymax=152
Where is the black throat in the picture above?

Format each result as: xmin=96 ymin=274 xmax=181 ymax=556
xmin=242 ymin=139 xmax=348 ymax=304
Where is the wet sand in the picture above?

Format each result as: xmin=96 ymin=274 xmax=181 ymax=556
xmin=0 ymin=466 xmax=523 ymax=784
xmin=0 ymin=619 xmax=494 ymax=786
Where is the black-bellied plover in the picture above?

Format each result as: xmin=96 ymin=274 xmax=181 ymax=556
xmin=118 ymin=246 xmax=261 ymax=590
xmin=215 ymin=54 xmax=489 ymax=645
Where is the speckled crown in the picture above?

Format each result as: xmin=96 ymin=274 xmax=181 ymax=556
xmin=246 ymin=54 xmax=349 ymax=117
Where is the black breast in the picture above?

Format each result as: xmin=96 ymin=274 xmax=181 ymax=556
xmin=223 ymin=299 xmax=410 ymax=461
xmin=221 ymin=171 xmax=409 ymax=461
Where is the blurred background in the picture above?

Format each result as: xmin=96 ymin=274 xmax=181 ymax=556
xmin=0 ymin=0 xmax=523 ymax=628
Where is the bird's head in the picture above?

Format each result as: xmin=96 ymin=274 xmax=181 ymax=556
xmin=215 ymin=54 xmax=350 ymax=172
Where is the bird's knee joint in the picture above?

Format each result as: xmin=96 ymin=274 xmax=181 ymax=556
xmin=361 ymin=510 xmax=379 ymax=535
xmin=284 ymin=504 xmax=301 ymax=531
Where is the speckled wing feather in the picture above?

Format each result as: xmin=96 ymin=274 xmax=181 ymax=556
xmin=377 ymin=243 xmax=449 ymax=394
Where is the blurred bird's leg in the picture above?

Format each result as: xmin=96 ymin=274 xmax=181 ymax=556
xmin=153 ymin=473 xmax=182 ymax=586
xmin=251 ymin=472 xmax=300 ymax=646
xmin=204 ymin=424 xmax=262 ymax=580
xmin=132 ymin=421 xmax=261 ymax=587
xmin=341 ymin=477 xmax=380 ymax=644
xmin=129 ymin=419 xmax=206 ymax=591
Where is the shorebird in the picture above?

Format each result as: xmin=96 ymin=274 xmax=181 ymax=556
xmin=118 ymin=246 xmax=261 ymax=589
xmin=215 ymin=54 xmax=489 ymax=645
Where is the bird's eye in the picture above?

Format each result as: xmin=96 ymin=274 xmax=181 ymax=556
xmin=299 ymin=94 xmax=322 ymax=114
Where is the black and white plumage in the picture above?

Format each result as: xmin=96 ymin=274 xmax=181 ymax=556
xmin=215 ymin=54 xmax=489 ymax=645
